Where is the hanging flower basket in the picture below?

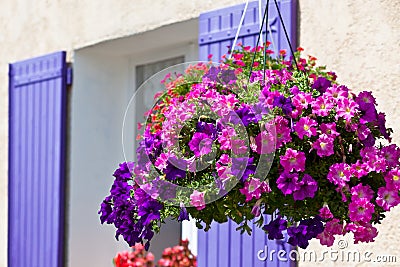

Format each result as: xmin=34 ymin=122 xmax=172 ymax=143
xmin=99 ymin=43 xmax=400 ymax=249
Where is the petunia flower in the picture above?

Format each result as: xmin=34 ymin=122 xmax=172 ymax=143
xmin=277 ymin=172 xmax=299 ymax=195
xmin=376 ymin=186 xmax=400 ymax=211
xmin=293 ymin=174 xmax=318 ymax=200
xmin=312 ymin=134 xmax=335 ymax=157
xmin=348 ymin=198 xmax=374 ymax=223
xmin=350 ymin=184 xmax=374 ymax=202
xmin=280 ymin=148 xmax=306 ymax=172
xmin=190 ymin=190 xmax=206 ymax=210
xmin=188 ymin=132 xmax=213 ymax=157
xmin=327 ymin=163 xmax=351 ymax=187
xmin=263 ymin=216 xmax=287 ymax=240
xmin=294 ymin=117 xmax=317 ymax=139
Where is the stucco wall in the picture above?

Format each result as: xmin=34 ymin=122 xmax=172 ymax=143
xmin=298 ymin=1 xmax=400 ymax=266
xmin=0 ymin=0 xmax=399 ymax=267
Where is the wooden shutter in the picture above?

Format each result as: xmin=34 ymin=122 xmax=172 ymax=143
xmin=198 ymin=1 xmax=297 ymax=266
xmin=8 ymin=51 xmax=69 ymax=267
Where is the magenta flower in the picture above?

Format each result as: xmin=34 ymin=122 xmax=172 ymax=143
xmin=190 ymin=190 xmax=206 ymax=210
xmin=188 ymin=132 xmax=213 ymax=157
xmin=320 ymin=122 xmax=340 ymax=137
xmin=317 ymin=218 xmax=344 ymax=246
xmin=274 ymin=116 xmax=292 ymax=148
xmin=319 ymin=205 xmax=333 ymax=219
xmin=324 ymin=85 xmax=348 ymax=100
xmin=327 ymin=163 xmax=351 ymax=187
xmin=311 ymin=96 xmax=333 ymax=117
xmin=317 ymin=230 xmax=335 ymax=247
xmin=293 ymin=174 xmax=318 ymax=200
xmin=312 ymin=134 xmax=335 ymax=157
xmin=231 ymin=139 xmax=248 ymax=154
xmin=154 ymin=152 xmax=170 ymax=170
xmin=336 ymin=98 xmax=358 ymax=121
xmin=346 ymin=222 xmax=378 ymax=244
xmin=325 ymin=218 xmax=344 ymax=235
xmin=349 ymin=198 xmax=374 ymax=223
xmin=384 ymin=168 xmax=400 ymax=190
xmin=280 ymin=148 xmax=306 ymax=172
xmin=350 ymin=184 xmax=374 ymax=202
xmin=239 ymin=178 xmax=268 ymax=202
xmin=350 ymin=160 xmax=368 ymax=178
xmin=357 ymin=124 xmax=372 ymax=141
xmin=255 ymin=131 xmax=276 ymax=154
xmin=293 ymin=117 xmax=317 ymax=139
xmin=381 ymin=144 xmax=400 ymax=168
xmin=277 ymin=172 xmax=299 ymax=195
xmin=218 ymin=127 xmax=236 ymax=150
xmin=376 ymin=186 xmax=400 ymax=211
xmin=292 ymin=92 xmax=312 ymax=110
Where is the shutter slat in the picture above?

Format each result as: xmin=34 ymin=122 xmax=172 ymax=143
xmin=8 ymin=51 xmax=67 ymax=267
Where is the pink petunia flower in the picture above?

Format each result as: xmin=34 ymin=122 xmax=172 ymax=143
xmin=255 ymin=131 xmax=276 ymax=154
xmin=239 ymin=178 xmax=270 ymax=202
xmin=346 ymin=222 xmax=378 ymax=244
xmin=320 ymin=122 xmax=340 ymax=137
xmin=293 ymin=117 xmax=317 ymax=139
xmin=280 ymin=148 xmax=306 ymax=172
xmin=350 ymin=160 xmax=368 ymax=178
xmin=381 ymin=144 xmax=400 ymax=168
xmin=188 ymin=133 xmax=213 ymax=157
xmin=349 ymin=198 xmax=374 ymax=223
xmin=384 ymin=168 xmax=400 ymax=190
xmin=336 ymin=98 xmax=358 ymax=121
xmin=311 ymin=96 xmax=334 ymax=117
xmin=350 ymin=184 xmax=374 ymax=202
xmin=376 ymin=186 xmax=400 ymax=211
xmin=324 ymin=85 xmax=349 ymax=101
xmin=190 ymin=190 xmax=206 ymax=210
xmin=292 ymin=92 xmax=312 ymax=110
xmin=327 ymin=163 xmax=351 ymax=187
xmin=319 ymin=205 xmax=334 ymax=219
xmin=313 ymin=134 xmax=335 ymax=157
xmin=274 ymin=116 xmax=292 ymax=148
xmin=218 ymin=127 xmax=236 ymax=150
xmin=155 ymin=152 xmax=171 ymax=170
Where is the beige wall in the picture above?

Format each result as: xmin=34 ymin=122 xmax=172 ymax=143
xmin=298 ymin=1 xmax=400 ymax=266
xmin=0 ymin=0 xmax=399 ymax=266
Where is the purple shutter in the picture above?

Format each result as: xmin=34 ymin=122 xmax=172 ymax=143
xmin=198 ymin=1 xmax=297 ymax=266
xmin=8 ymin=51 xmax=68 ymax=267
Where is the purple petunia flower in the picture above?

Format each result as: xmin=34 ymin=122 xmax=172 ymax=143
xmin=293 ymin=174 xmax=318 ymax=201
xmin=273 ymin=95 xmax=293 ymax=115
xmin=231 ymin=157 xmax=256 ymax=183
xmin=137 ymin=199 xmax=163 ymax=225
xmin=299 ymin=216 xmax=324 ymax=239
xmin=178 ymin=203 xmax=189 ymax=221
xmin=263 ymin=216 xmax=288 ymax=240
xmin=99 ymin=195 xmax=113 ymax=224
xmin=164 ymin=162 xmax=186 ymax=181
xmin=196 ymin=121 xmax=218 ymax=140
xmin=277 ymin=172 xmax=299 ymax=195
xmin=230 ymin=106 xmax=257 ymax=126
xmin=287 ymin=225 xmax=309 ymax=249
xmin=312 ymin=76 xmax=332 ymax=94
